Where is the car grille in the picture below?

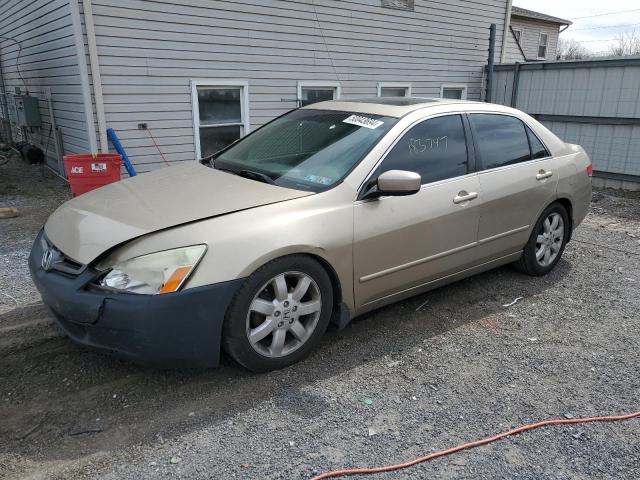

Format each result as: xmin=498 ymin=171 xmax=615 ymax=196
xmin=40 ymin=234 xmax=87 ymax=275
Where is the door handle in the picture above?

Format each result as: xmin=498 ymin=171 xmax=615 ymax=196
xmin=453 ymin=191 xmax=478 ymax=204
xmin=536 ymin=170 xmax=553 ymax=181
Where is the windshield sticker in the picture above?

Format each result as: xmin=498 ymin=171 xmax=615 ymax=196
xmin=343 ymin=115 xmax=384 ymax=130
xmin=304 ymin=174 xmax=334 ymax=185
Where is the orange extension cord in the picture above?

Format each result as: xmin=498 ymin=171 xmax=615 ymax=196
xmin=310 ymin=410 xmax=640 ymax=480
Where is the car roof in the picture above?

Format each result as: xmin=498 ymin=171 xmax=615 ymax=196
xmin=303 ymin=97 xmax=505 ymax=118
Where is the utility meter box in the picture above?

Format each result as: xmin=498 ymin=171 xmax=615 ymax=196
xmin=11 ymin=94 xmax=41 ymax=128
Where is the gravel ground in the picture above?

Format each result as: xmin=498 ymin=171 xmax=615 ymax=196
xmin=0 ymin=157 xmax=71 ymax=314
xmin=0 ymin=159 xmax=639 ymax=479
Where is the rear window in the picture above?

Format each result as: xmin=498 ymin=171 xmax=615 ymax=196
xmin=470 ymin=114 xmax=531 ymax=170
xmin=526 ymin=125 xmax=550 ymax=159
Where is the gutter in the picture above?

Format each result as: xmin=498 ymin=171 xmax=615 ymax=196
xmin=82 ymin=0 xmax=108 ymax=153
xmin=500 ymin=0 xmax=513 ymax=63
xmin=69 ymin=0 xmax=98 ymax=153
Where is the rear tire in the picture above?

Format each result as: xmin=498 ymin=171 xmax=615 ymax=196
xmin=222 ymin=255 xmax=333 ymax=372
xmin=514 ymin=202 xmax=570 ymax=276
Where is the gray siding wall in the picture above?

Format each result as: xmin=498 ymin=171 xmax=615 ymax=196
xmin=0 ymin=0 xmax=91 ymax=168
xmin=89 ymin=0 xmax=509 ymax=172
xmin=505 ymin=17 xmax=559 ymax=62
xmin=491 ymin=59 xmax=640 ymax=180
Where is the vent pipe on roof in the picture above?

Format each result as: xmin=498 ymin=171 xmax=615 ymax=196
xmin=69 ymin=0 xmax=98 ymax=153
xmin=83 ymin=0 xmax=108 ymax=153
xmin=500 ymin=0 xmax=513 ymax=62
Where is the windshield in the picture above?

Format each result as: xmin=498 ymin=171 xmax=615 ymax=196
xmin=212 ymin=109 xmax=397 ymax=192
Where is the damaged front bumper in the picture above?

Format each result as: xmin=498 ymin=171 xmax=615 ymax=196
xmin=28 ymin=230 xmax=243 ymax=368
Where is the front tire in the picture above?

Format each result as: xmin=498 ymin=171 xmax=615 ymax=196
xmin=222 ymin=255 xmax=333 ymax=372
xmin=514 ymin=203 xmax=570 ymax=276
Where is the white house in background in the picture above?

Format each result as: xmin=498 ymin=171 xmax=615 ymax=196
xmin=504 ymin=6 xmax=572 ymax=63
xmin=0 ymin=0 xmax=514 ymax=174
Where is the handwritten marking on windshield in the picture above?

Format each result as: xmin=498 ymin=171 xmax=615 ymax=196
xmin=408 ymin=136 xmax=448 ymax=154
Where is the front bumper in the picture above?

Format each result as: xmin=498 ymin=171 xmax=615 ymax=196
xmin=28 ymin=230 xmax=243 ymax=368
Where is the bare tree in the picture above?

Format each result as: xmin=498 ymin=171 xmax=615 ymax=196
xmin=609 ymin=30 xmax=640 ymax=56
xmin=557 ymin=38 xmax=591 ymax=60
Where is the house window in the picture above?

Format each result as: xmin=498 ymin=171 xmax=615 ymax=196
xmin=381 ymin=0 xmax=414 ymax=11
xmin=191 ymin=80 xmax=250 ymax=158
xmin=538 ymin=33 xmax=548 ymax=58
xmin=440 ymin=84 xmax=468 ymax=100
xmin=297 ymin=81 xmax=341 ymax=107
xmin=377 ymin=82 xmax=412 ymax=97
xmin=513 ymin=29 xmax=522 ymax=44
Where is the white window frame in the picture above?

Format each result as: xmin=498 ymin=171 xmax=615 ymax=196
xmin=296 ymin=81 xmax=341 ymax=106
xmin=190 ymin=79 xmax=250 ymax=160
xmin=513 ymin=29 xmax=522 ymax=44
xmin=376 ymin=82 xmax=412 ymax=97
xmin=538 ymin=32 xmax=549 ymax=59
xmin=440 ymin=84 xmax=468 ymax=100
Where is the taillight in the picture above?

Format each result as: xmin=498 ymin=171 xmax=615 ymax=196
xmin=586 ymin=164 xmax=593 ymax=177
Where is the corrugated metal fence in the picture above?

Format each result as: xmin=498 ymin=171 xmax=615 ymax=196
xmin=490 ymin=56 xmax=640 ymax=189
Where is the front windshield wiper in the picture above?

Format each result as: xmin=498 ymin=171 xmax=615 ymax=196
xmin=238 ymin=169 xmax=276 ymax=185
xmin=211 ymin=160 xmax=276 ymax=185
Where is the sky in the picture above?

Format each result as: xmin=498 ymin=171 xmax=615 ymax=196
xmin=512 ymin=0 xmax=640 ymax=54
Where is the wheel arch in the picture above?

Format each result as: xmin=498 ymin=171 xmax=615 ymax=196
xmin=238 ymin=249 xmax=347 ymax=320
xmin=554 ymin=197 xmax=574 ymax=242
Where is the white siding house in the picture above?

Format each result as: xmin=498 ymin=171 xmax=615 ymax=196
xmin=1 ymin=0 xmax=513 ymax=173
xmin=504 ymin=7 xmax=571 ymax=63
xmin=0 ymin=0 xmax=95 ymax=172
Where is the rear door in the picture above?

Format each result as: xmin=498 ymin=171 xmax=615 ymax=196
xmin=469 ymin=113 xmax=558 ymax=261
xmin=353 ymin=114 xmax=481 ymax=308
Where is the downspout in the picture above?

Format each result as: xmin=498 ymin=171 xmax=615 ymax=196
xmin=500 ymin=0 xmax=513 ymax=63
xmin=486 ymin=24 xmax=496 ymax=103
xmin=0 ymin=50 xmax=12 ymax=145
xmin=69 ymin=0 xmax=98 ymax=153
xmin=82 ymin=0 xmax=108 ymax=153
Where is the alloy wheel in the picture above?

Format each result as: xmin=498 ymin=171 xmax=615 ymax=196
xmin=535 ymin=212 xmax=564 ymax=267
xmin=245 ymin=271 xmax=322 ymax=358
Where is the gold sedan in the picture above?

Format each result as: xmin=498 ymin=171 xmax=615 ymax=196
xmin=30 ymin=98 xmax=592 ymax=371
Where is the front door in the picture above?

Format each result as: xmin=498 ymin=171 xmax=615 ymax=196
xmin=353 ymin=114 xmax=481 ymax=308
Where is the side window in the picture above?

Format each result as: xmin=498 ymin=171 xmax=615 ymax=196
xmin=376 ymin=115 xmax=468 ymax=184
xmin=526 ymin=126 xmax=549 ymax=159
xmin=470 ymin=114 xmax=531 ymax=170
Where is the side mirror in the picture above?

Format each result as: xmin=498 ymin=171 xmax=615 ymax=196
xmin=362 ymin=170 xmax=421 ymax=199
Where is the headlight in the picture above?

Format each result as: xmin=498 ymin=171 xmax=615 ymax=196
xmin=97 ymin=245 xmax=206 ymax=294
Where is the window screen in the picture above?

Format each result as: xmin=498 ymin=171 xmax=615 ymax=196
xmin=513 ymin=30 xmax=522 ymax=43
xmin=380 ymin=87 xmax=408 ymax=97
xmin=470 ymin=114 xmax=531 ymax=170
xmin=442 ymin=88 xmax=464 ymax=99
xmin=375 ymin=115 xmax=468 ymax=184
xmin=526 ymin=126 xmax=549 ymax=159
xmin=538 ymin=33 xmax=548 ymax=58
xmin=300 ymin=88 xmax=336 ymax=107
xmin=381 ymin=0 xmax=414 ymax=11
xmin=197 ymin=87 xmax=244 ymax=157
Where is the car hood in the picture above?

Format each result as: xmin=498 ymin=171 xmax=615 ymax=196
xmin=44 ymin=162 xmax=313 ymax=264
